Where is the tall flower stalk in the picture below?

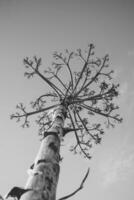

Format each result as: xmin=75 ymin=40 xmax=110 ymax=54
xmin=7 ymin=44 xmax=122 ymax=200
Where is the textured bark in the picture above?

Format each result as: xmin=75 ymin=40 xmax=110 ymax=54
xmin=21 ymin=105 xmax=66 ymax=200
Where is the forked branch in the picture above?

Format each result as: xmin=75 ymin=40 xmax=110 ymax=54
xmin=72 ymin=44 xmax=94 ymax=95
xmin=74 ymin=83 xmax=119 ymax=104
xmin=76 ymin=54 xmax=109 ymax=96
xmin=44 ymin=66 xmax=68 ymax=92
xmin=68 ymin=109 xmax=92 ymax=159
xmin=11 ymin=104 xmax=59 ymax=128
xmin=23 ymin=57 xmax=64 ymax=98
xmin=53 ymin=51 xmax=74 ymax=90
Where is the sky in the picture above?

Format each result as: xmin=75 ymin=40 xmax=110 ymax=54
xmin=0 ymin=0 xmax=134 ymax=200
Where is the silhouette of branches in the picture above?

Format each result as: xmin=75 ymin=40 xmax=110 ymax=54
xmin=23 ymin=56 xmax=64 ymax=99
xmin=11 ymin=103 xmax=59 ymax=128
xmin=11 ymin=44 xmax=122 ymax=158
xmin=68 ymin=109 xmax=92 ymax=159
xmin=53 ymin=50 xmax=74 ymax=90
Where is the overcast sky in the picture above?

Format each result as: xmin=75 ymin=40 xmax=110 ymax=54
xmin=0 ymin=0 xmax=134 ymax=200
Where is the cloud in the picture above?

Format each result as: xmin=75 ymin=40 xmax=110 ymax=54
xmin=99 ymin=140 xmax=134 ymax=188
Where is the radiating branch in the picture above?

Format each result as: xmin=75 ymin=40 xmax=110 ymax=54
xmin=76 ymin=54 xmax=109 ymax=96
xmin=11 ymin=104 xmax=58 ymax=118
xmin=44 ymin=67 xmax=68 ymax=91
xmin=72 ymin=44 xmax=94 ymax=95
xmin=23 ymin=57 xmax=64 ymax=98
xmin=76 ymin=110 xmax=96 ymax=141
xmin=78 ymin=67 xmax=91 ymax=94
xmin=74 ymin=83 xmax=119 ymax=104
xmin=31 ymin=92 xmax=58 ymax=110
xmin=11 ymin=104 xmax=59 ymax=128
xmin=53 ymin=51 xmax=74 ymax=90
xmin=34 ymin=68 xmax=64 ymax=97
xmin=79 ymin=103 xmax=122 ymax=124
xmin=62 ymin=82 xmax=72 ymax=105
xmin=69 ymin=109 xmax=92 ymax=159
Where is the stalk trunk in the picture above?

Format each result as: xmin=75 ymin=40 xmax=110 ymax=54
xmin=21 ymin=105 xmax=67 ymax=200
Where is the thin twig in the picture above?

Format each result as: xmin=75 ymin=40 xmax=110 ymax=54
xmin=24 ymin=58 xmax=64 ymax=98
xmin=76 ymin=55 xmax=108 ymax=96
xmin=45 ymin=69 xmax=68 ymax=92
xmin=76 ymin=110 xmax=96 ymax=141
xmin=54 ymin=52 xmax=74 ymax=90
xmin=54 ymin=74 xmax=68 ymax=91
xmin=58 ymin=168 xmax=90 ymax=200
xmin=63 ymin=82 xmax=72 ymax=103
xmin=69 ymin=109 xmax=91 ymax=159
xmin=79 ymin=103 xmax=122 ymax=122
xmin=11 ymin=104 xmax=59 ymax=119
xmin=35 ymin=69 xmax=64 ymax=97
xmin=72 ymin=44 xmax=93 ymax=95
xmin=73 ymin=85 xmax=114 ymax=104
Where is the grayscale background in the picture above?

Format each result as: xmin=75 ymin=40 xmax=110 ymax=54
xmin=0 ymin=1 xmax=134 ymax=200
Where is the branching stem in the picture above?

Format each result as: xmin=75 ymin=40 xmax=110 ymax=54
xmin=76 ymin=110 xmax=96 ymax=141
xmin=72 ymin=44 xmax=93 ymax=95
xmin=76 ymin=55 xmax=108 ymax=96
xmin=69 ymin=109 xmax=91 ymax=159
xmin=12 ymin=104 xmax=59 ymax=119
